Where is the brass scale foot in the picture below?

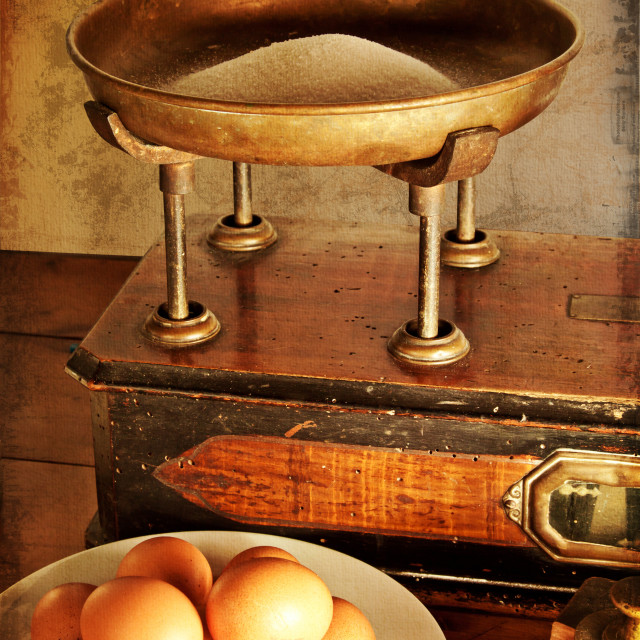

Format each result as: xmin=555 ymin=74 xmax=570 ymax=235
xmin=442 ymin=176 xmax=501 ymax=269
xmin=207 ymin=161 xmax=278 ymax=252
xmin=86 ymin=101 xmax=501 ymax=361
xmin=575 ymin=577 xmax=640 ymax=640
xmin=376 ymin=125 xmax=500 ymax=365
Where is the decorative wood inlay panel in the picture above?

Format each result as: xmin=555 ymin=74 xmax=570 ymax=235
xmin=155 ymin=434 xmax=537 ymax=545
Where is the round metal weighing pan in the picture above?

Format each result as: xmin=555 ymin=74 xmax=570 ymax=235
xmin=67 ymin=0 xmax=583 ymax=166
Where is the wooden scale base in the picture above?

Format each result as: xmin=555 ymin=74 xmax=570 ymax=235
xmin=67 ymin=214 xmax=639 ymax=616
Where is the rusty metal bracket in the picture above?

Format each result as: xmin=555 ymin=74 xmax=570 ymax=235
xmin=84 ymin=101 xmax=219 ymax=345
xmin=84 ymin=101 xmax=201 ymax=165
xmin=380 ymin=126 xmax=500 ymax=365
xmin=85 ymin=101 xmax=278 ymax=254
xmin=375 ymin=126 xmax=500 ymax=187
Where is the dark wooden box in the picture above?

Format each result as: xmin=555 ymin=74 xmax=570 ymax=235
xmin=67 ymin=215 xmax=639 ymax=615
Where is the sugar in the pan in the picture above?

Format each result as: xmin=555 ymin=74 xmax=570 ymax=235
xmin=165 ymin=34 xmax=458 ymax=103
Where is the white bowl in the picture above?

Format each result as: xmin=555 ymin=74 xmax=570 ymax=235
xmin=0 ymin=530 xmax=445 ymax=640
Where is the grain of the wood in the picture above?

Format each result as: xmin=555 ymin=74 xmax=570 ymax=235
xmin=154 ymin=434 xmax=536 ymax=544
xmin=0 ymin=252 xmax=132 ymax=590
xmin=92 ymin=381 xmax=636 ymax=602
xmin=75 ymin=216 xmax=640 ymax=425
xmin=407 ymin=580 xmax=568 ymax=620
xmin=434 ymin=608 xmax=552 ymax=639
xmin=0 ymin=251 xmax=568 ymax=638
xmin=0 ymin=459 xmax=97 ymax=593
xmin=0 ymin=334 xmax=94 ymax=465
xmin=0 ymin=252 xmax=137 ymax=337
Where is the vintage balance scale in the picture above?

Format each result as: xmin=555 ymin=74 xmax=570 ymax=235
xmin=66 ymin=0 xmax=640 ymax=616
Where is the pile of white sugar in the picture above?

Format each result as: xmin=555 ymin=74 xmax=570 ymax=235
xmin=166 ymin=34 xmax=458 ymax=103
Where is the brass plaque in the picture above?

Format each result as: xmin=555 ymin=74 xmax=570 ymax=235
xmin=502 ymin=449 xmax=640 ymax=568
xmin=569 ymin=295 xmax=640 ymax=323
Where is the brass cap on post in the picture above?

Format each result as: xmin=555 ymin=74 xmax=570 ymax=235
xmin=207 ymin=162 xmax=277 ymax=252
xmin=575 ymin=577 xmax=640 ymax=640
xmin=142 ymin=301 xmax=221 ymax=346
xmin=387 ymin=318 xmax=470 ymax=366
xmin=441 ymin=228 xmax=501 ymax=268
xmin=604 ymin=577 xmax=640 ymax=640
xmin=207 ymin=214 xmax=277 ymax=252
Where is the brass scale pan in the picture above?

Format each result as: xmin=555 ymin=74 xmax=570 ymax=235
xmin=67 ymin=0 xmax=583 ymax=167
xmin=66 ymin=0 xmax=583 ymax=357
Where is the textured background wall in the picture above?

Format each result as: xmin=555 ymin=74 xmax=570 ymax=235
xmin=1 ymin=0 xmax=638 ymax=256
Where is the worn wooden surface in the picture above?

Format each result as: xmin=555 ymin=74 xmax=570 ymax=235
xmin=0 ymin=251 xmax=135 ymax=589
xmin=0 ymin=459 xmax=98 ymax=590
xmin=0 ymin=249 xmax=555 ymax=638
xmin=435 ymin=609 xmax=553 ymax=640
xmin=89 ymin=381 xmax=632 ymax=599
xmin=0 ymin=251 xmax=138 ymax=337
xmin=75 ymin=216 xmax=639 ymax=425
xmin=0 ymin=334 xmax=93 ymax=465
xmin=154 ymin=434 xmax=537 ymax=543
xmin=64 ymin=219 xmax=638 ymax=613
xmin=0 ymin=251 xmax=138 ymax=465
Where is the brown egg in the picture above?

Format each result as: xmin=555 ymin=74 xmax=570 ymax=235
xmin=222 ymin=545 xmax=299 ymax=573
xmin=206 ymin=557 xmax=333 ymax=640
xmin=322 ymin=597 xmax=376 ymax=640
xmin=80 ymin=576 xmax=203 ymax=640
xmin=196 ymin=603 xmax=214 ymax=640
xmin=31 ymin=582 xmax=96 ymax=640
xmin=116 ymin=535 xmax=213 ymax=606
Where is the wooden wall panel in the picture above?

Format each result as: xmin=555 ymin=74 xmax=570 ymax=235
xmin=0 ymin=253 xmax=129 ymax=592
xmin=0 ymin=335 xmax=94 ymax=465
xmin=0 ymin=252 xmax=137 ymax=337
xmin=0 ymin=459 xmax=97 ymax=592
xmin=0 ymin=0 xmax=637 ymax=257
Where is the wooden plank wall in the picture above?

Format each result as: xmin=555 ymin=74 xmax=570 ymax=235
xmin=0 ymin=251 xmax=553 ymax=639
xmin=0 ymin=252 xmax=137 ymax=588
